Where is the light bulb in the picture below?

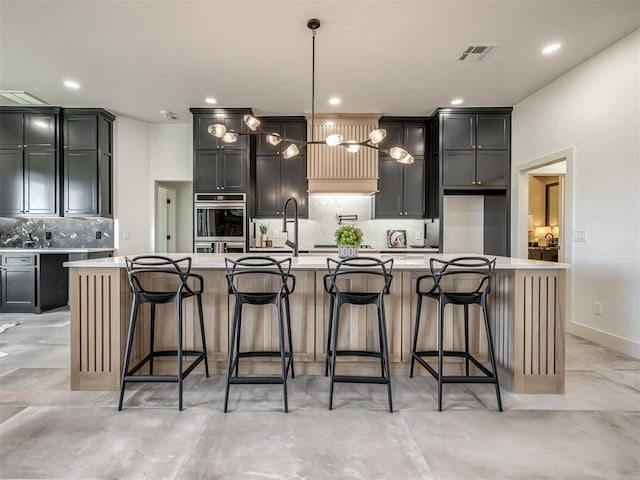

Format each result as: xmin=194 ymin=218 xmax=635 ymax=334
xmin=369 ymin=129 xmax=386 ymax=144
xmin=397 ymin=153 xmax=414 ymax=165
xmin=222 ymin=132 xmax=238 ymax=143
xmin=243 ymin=114 xmax=261 ymax=131
xmin=208 ymin=124 xmax=227 ymax=138
xmin=390 ymin=147 xmax=408 ymax=160
xmin=282 ymin=144 xmax=300 ymax=159
xmin=325 ymin=134 xmax=344 ymax=147
xmin=266 ymin=134 xmax=282 ymax=146
xmin=345 ymin=140 xmax=360 ymax=153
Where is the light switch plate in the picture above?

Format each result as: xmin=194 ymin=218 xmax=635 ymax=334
xmin=573 ymin=230 xmax=587 ymax=242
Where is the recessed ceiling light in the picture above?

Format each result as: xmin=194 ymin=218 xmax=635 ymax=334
xmin=205 ymin=97 xmax=217 ymax=104
xmin=451 ymin=98 xmax=464 ymax=105
xmin=542 ymin=43 xmax=561 ymax=55
xmin=329 ymin=97 xmax=341 ymax=105
xmin=64 ymin=80 xmax=80 ymax=89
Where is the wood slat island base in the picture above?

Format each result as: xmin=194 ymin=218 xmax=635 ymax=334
xmin=66 ymin=254 xmax=568 ymax=394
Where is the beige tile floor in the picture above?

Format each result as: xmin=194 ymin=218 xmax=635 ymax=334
xmin=0 ymin=309 xmax=638 ymax=479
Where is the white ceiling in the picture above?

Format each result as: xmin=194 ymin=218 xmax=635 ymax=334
xmin=1 ymin=0 xmax=638 ymax=123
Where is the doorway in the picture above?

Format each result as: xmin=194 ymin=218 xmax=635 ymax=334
xmin=154 ymin=181 xmax=194 ymax=253
xmin=527 ymin=172 xmax=563 ymax=261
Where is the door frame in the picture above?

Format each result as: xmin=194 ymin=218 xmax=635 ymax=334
xmin=155 ymin=183 xmax=176 ymax=253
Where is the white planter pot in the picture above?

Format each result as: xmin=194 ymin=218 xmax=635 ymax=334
xmin=337 ymin=245 xmax=358 ymax=258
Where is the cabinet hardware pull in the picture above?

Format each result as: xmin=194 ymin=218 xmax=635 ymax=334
xmin=18 ymin=144 xmax=22 ymax=148
xmin=471 ymin=145 xmax=476 ymax=149
xmin=471 ymin=181 xmax=476 ymax=185
xmin=478 ymin=145 xmax=482 ymax=149
xmin=63 ymin=146 xmax=68 ymax=150
xmin=477 ymin=181 xmax=482 ymax=185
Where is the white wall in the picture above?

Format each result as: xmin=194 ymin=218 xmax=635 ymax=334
xmin=114 ymin=120 xmax=192 ymax=255
xmin=113 ymin=116 xmax=152 ymax=255
xmin=512 ymin=30 xmax=640 ymax=356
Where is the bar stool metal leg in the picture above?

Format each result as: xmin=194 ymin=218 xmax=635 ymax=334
xmin=482 ymin=297 xmax=503 ymax=412
xmin=328 ymin=300 xmax=341 ymax=410
xmin=437 ymin=298 xmax=445 ymax=412
xmin=277 ymin=298 xmax=289 ymax=413
xmin=410 ymin=294 xmax=423 ymax=378
xmin=149 ymin=303 xmax=156 ymax=375
xmin=324 ymin=295 xmax=335 ymax=377
xmin=378 ymin=298 xmax=393 ymax=413
xmin=118 ymin=297 xmax=139 ymax=411
xmin=224 ymin=302 xmax=241 ymax=413
xmin=464 ymin=304 xmax=470 ymax=377
xmin=177 ymin=298 xmax=184 ymax=411
xmin=234 ymin=315 xmax=242 ymax=378
xmin=285 ymin=297 xmax=295 ymax=379
xmin=196 ymin=294 xmax=210 ymax=377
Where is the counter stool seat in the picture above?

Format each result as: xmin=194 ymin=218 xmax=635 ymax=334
xmin=118 ymin=255 xmax=209 ymax=411
xmin=410 ymin=256 xmax=502 ymax=411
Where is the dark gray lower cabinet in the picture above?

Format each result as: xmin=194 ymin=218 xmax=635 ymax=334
xmin=1 ymin=254 xmax=37 ymax=313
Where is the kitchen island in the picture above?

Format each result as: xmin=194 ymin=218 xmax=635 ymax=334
xmin=65 ymin=253 xmax=568 ymax=394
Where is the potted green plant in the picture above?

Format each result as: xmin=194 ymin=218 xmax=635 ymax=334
xmin=334 ymin=224 xmax=364 ymax=258
xmin=259 ymin=223 xmax=270 ymax=247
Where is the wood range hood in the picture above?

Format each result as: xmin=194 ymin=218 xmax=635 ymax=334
xmin=305 ymin=113 xmax=380 ymax=194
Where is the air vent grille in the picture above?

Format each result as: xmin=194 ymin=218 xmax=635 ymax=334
xmin=0 ymin=91 xmax=48 ymax=105
xmin=458 ymin=44 xmax=497 ymax=61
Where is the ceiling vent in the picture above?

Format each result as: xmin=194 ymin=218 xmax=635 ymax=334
xmin=458 ymin=44 xmax=497 ymax=61
xmin=0 ymin=91 xmax=48 ymax=105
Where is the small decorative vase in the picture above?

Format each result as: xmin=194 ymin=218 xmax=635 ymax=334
xmin=260 ymin=234 xmax=268 ymax=247
xmin=337 ymin=245 xmax=358 ymax=258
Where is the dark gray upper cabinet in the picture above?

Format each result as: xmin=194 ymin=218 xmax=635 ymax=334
xmin=252 ymin=117 xmax=308 ymax=218
xmin=440 ymin=111 xmax=510 ymax=188
xmin=0 ymin=107 xmax=59 ymax=217
xmin=191 ymin=108 xmax=251 ymax=193
xmin=62 ymin=108 xmax=115 ymax=217
xmin=375 ymin=118 xmax=427 ymax=218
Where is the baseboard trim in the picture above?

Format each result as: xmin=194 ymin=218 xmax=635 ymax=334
xmin=568 ymin=321 xmax=640 ymax=359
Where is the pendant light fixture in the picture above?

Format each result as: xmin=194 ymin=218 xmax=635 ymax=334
xmin=207 ymin=18 xmax=415 ymax=165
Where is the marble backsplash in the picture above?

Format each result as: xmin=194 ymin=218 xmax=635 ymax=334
xmin=0 ymin=217 xmax=114 ymax=248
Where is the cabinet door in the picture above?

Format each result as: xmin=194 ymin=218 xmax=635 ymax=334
xmin=375 ymin=155 xmax=403 ymax=217
xmin=195 ymin=114 xmax=221 ymax=149
xmin=64 ymin=116 xmax=98 ymax=150
xmin=476 ymin=150 xmax=509 ymax=186
xmin=25 ymin=150 xmax=57 ymax=215
xmin=405 ymin=123 xmax=426 ymax=156
xmin=256 ymin=121 xmax=281 ymax=155
xmin=194 ymin=151 xmax=219 ymax=192
xmin=99 ymin=151 xmax=113 ymax=217
xmin=281 ymin=155 xmax=308 ymax=218
xmin=218 ymin=150 xmax=246 ymax=191
xmin=219 ymin=115 xmax=248 ymax=150
xmin=377 ymin=122 xmax=403 ymax=150
xmin=255 ymin=155 xmax=281 ymax=216
xmin=476 ymin=114 xmax=509 ymax=149
xmin=403 ymin=156 xmax=425 ymax=217
xmin=1 ymin=267 xmax=36 ymax=310
xmin=25 ymin=114 xmax=56 ymax=148
xmin=442 ymin=114 xmax=475 ymax=149
xmin=64 ymin=151 xmax=98 ymax=215
xmin=0 ymin=113 xmax=23 ymax=149
xmin=0 ymin=150 xmax=24 ymax=215
xmin=442 ymin=150 xmax=476 ymax=187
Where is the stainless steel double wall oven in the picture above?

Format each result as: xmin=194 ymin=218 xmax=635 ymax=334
xmin=194 ymin=193 xmax=247 ymax=253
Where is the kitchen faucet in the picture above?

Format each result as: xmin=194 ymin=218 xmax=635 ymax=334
xmin=545 ymin=232 xmax=556 ymax=246
xmin=282 ymin=197 xmax=299 ymax=257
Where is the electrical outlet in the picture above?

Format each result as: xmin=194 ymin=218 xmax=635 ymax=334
xmin=95 ymin=231 xmax=102 ymax=240
xmin=272 ymin=230 xmax=278 ymax=239
xmin=45 ymin=231 xmax=52 ymax=240
xmin=123 ymin=231 xmax=130 ymax=240
xmin=573 ymin=230 xmax=587 ymax=242
xmin=593 ymin=302 xmax=602 ymax=315
xmin=414 ymin=231 xmax=422 ymax=241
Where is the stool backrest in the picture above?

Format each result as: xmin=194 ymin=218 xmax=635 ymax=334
xmin=125 ymin=255 xmax=194 ymax=296
xmin=326 ymin=256 xmax=394 ymax=296
xmin=224 ymin=256 xmax=294 ymax=297
xmin=429 ymin=256 xmax=496 ymax=296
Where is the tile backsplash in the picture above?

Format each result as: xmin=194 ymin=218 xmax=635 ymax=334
xmin=251 ymin=195 xmax=439 ymax=249
xmin=0 ymin=217 xmax=114 ymax=248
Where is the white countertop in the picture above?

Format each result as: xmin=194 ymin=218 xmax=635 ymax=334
xmin=0 ymin=248 xmax=115 ymax=254
xmin=64 ymin=252 xmax=570 ymax=270
xmin=250 ymin=247 xmax=440 ymax=253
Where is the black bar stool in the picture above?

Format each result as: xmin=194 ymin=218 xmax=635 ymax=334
xmin=410 ymin=256 xmax=502 ymax=411
xmin=224 ymin=256 xmax=296 ymax=413
xmin=325 ymin=256 xmax=394 ymax=412
xmin=118 ymin=255 xmax=209 ymax=411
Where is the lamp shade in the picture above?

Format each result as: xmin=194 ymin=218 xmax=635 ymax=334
xmin=243 ymin=114 xmax=261 ymax=131
xmin=535 ymin=226 xmax=552 ymax=238
xmin=345 ymin=140 xmax=360 ymax=153
xmin=325 ymin=134 xmax=344 ymax=147
xmin=528 ymin=215 xmax=535 ymax=232
xmin=282 ymin=143 xmax=300 ymax=159
xmin=208 ymin=124 xmax=226 ymax=138
xmin=266 ymin=134 xmax=282 ymax=146
xmin=222 ymin=132 xmax=238 ymax=143
xmin=368 ymin=129 xmax=386 ymax=144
